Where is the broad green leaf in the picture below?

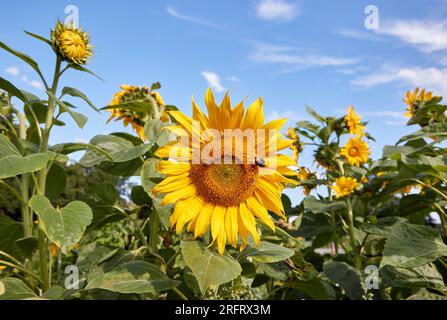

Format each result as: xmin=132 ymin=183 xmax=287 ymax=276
xmin=306 ymin=105 xmax=325 ymax=122
xmin=381 ymin=221 xmax=447 ymax=268
xmin=323 ymin=261 xmax=365 ymax=300
xmin=0 ymin=278 xmax=36 ymax=300
xmin=85 ymin=260 xmax=179 ymax=294
xmin=45 ymin=163 xmax=67 ymax=200
xmin=240 ymin=241 xmax=294 ymax=263
xmin=24 ymin=30 xmax=52 ymax=46
xmin=181 ymin=240 xmax=242 ymax=294
xmin=397 ymin=123 xmax=447 ymax=144
xmin=91 ymin=183 xmax=119 ymax=204
xmin=61 ymin=86 xmax=99 ymax=112
xmin=303 ymin=196 xmax=346 ymax=214
xmin=141 ymin=158 xmax=164 ymax=193
xmin=0 ymin=76 xmax=30 ymax=104
xmin=29 ymin=195 xmax=93 ymax=254
xmin=131 ymin=185 xmax=152 ymax=205
xmin=0 ymin=153 xmax=51 ymax=179
xmin=80 ymin=135 xmax=151 ymax=167
xmin=144 ymin=119 xmax=170 ymax=146
xmin=0 ymin=215 xmax=24 ymax=260
xmin=101 ymin=100 xmax=153 ymax=115
xmin=381 ymin=263 xmax=446 ymax=290
xmin=290 ymin=277 xmax=336 ymax=300
xmin=0 ymin=42 xmax=47 ymax=89
xmin=407 ymin=288 xmax=447 ymax=300
xmin=0 ymin=134 xmax=21 ymax=158
xmin=46 ymin=91 xmax=88 ymax=128
xmin=41 ymin=286 xmax=64 ymax=300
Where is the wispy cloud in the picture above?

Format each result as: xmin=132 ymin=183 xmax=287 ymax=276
xmin=201 ymin=71 xmax=225 ymax=92
xmin=4 ymin=66 xmax=43 ymax=90
xmin=227 ymin=75 xmax=240 ymax=82
xmin=249 ymin=43 xmax=358 ymax=70
xmin=166 ymin=5 xmax=220 ymax=29
xmin=378 ymin=20 xmax=447 ymax=52
xmin=338 ymin=29 xmax=382 ymax=41
xmin=352 ymin=66 xmax=447 ymax=96
xmin=254 ymin=0 xmax=299 ymax=22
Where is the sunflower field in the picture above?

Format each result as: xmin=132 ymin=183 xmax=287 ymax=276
xmin=1 ymin=19 xmax=447 ymax=302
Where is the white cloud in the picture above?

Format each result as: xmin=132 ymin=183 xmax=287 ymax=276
xmin=5 ymin=66 xmax=20 ymax=77
xmin=227 ymin=75 xmax=240 ymax=82
xmin=4 ymin=66 xmax=43 ymax=90
xmin=338 ymin=29 xmax=382 ymax=41
xmin=255 ymin=0 xmax=299 ymax=22
xmin=166 ymin=6 xmax=219 ymax=28
xmin=201 ymin=71 xmax=225 ymax=92
xmin=379 ymin=20 xmax=447 ymax=52
xmin=352 ymin=66 xmax=447 ymax=96
xmin=250 ymin=43 xmax=358 ymax=69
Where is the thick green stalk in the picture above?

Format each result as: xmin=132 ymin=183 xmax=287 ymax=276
xmin=36 ymin=57 xmax=62 ymax=291
xmin=346 ymin=198 xmax=361 ymax=269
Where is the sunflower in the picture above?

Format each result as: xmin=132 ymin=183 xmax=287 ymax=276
xmin=340 ymin=137 xmax=370 ymax=166
xmin=331 ymin=177 xmax=359 ymax=198
xmin=107 ymin=85 xmax=169 ymax=140
xmin=0 ymin=266 xmax=5 ymax=271
xmin=51 ymin=20 xmax=92 ymax=65
xmin=345 ymin=106 xmax=365 ymax=136
xmin=285 ymin=127 xmax=301 ymax=163
xmin=403 ymin=87 xmax=434 ymax=118
xmin=297 ymin=167 xmax=316 ymax=195
xmin=152 ymin=89 xmax=297 ymax=254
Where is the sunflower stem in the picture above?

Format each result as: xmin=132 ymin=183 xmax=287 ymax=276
xmin=346 ymin=198 xmax=361 ymax=269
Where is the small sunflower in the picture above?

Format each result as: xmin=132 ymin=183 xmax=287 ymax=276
xmin=107 ymin=85 xmax=168 ymax=140
xmin=403 ymin=87 xmax=434 ymax=118
xmin=340 ymin=137 xmax=370 ymax=166
xmin=345 ymin=106 xmax=365 ymax=136
xmin=285 ymin=127 xmax=302 ymax=163
xmin=152 ymin=88 xmax=297 ymax=254
xmin=331 ymin=177 xmax=360 ymax=198
xmin=297 ymin=167 xmax=317 ymax=195
xmin=51 ymin=20 xmax=92 ymax=65
xmin=0 ymin=265 xmax=5 ymax=271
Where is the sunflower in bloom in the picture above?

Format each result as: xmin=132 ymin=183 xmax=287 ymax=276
xmin=107 ymin=85 xmax=169 ymax=140
xmin=285 ymin=127 xmax=301 ymax=163
xmin=331 ymin=177 xmax=360 ymax=198
xmin=340 ymin=137 xmax=370 ymax=166
xmin=51 ymin=20 xmax=92 ymax=65
xmin=345 ymin=106 xmax=365 ymax=136
xmin=297 ymin=167 xmax=317 ymax=196
xmin=403 ymin=87 xmax=434 ymax=118
xmin=152 ymin=89 xmax=297 ymax=255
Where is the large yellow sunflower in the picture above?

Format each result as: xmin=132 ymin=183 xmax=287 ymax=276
xmin=331 ymin=177 xmax=359 ymax=198
xmin=345 ymin=106 xmax=365 ymax=136
xmin=152 ymin=89 xmax=297 ymax=254
xmin=107 ymin=85 xmax=169 ymax=140
xmin=340 ymin=137 xmax=370 ymax=166
xmin=404 ymin=87 xmax=434 ymax=118
xmin=51 ymin=20 xmax=92 ymax=65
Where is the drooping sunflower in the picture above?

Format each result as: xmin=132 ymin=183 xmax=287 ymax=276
xmin=152 ymin=89 xmax=297 ymax=254
xmin=403 ymin=87 xmax=434 ymax=118
xmin=297 ymin=167 xmax=317 ymax=196
xmin=51 ymin=20 xmax=92 ymax=65
xmin=107 ymin=85 xmax=169 ymax=140
xmin=340 ymin=137 xmax=370 ymax=166
xmin=285 ymin=127 xmax=302 ymax=163
xmin=345 ymin=106 xmax=365 ymax=136
xmin=331 ymin=177 xmax=360 ymax=198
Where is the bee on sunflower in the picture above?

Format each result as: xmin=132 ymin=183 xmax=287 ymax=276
xmin=340 ymin=137 xmax=370 ymax=166
xmin=152 ymin=89 xmax=297 ymax=255
xmin=51 ymin=20 xmax=93 ymax=65
xmin=107 ymin=85 xmax=170 ymax=141
xmin=403 ymin=87 xmax=434 ymax=118
xmin=331 ymin=176 xmax=360 ymax=198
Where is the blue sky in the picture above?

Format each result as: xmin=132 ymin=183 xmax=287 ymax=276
xmin=1 ymin=0 xmax=447 ymax=172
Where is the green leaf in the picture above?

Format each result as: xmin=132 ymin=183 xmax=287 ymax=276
xmin=45 ymin=163 xmax=67 ymax=200
xmin=91 ymin=183 xmax=119 ymax=204
xmin=61 ymin=86 xmax=100 ymax=112
xmin=290 ymin=277 xmax=336 ymax=300
xmin=29 ymin=195 xmax=93 ymax=254
xmin=306 ymin=105 xmax=325 ymax=122
xmin=181 ymin=240 xmax=242 ymax=294
xmin=0 ymin=215 xmax=24 ymax=260
xmin=0 ymin=41 xmax=47 ymax=89
xmin=80 ymin=135 xmax=151 ymax=167
xmin=41 ymin=286 xmax=64 ymax=300
xmin=0 ymin=153 xmax=51 ymax=179
xmin=0 ymin=278 xmax=36 ymax=300
xmin=303 ymin=196 xmax=346 ymax=214
xmin=151 ymin=82 xmax=161 ymax=90
xmin=141 ymin=158 xmax=164 ymax=194
xmin=68 ymin=64 xmax=104 ymax=81
xmin=46 ymin=91 xmax=88 ymax=129
xmin=0 ymin=76 xmax=30 ymax=105
xmin=240 ymin=241 xmax=294 ymax=263
xmin=397 ymin=123 xmax=447 ymax=144
xmin=323 ymin=261 xmax=365 ymax=300
xmin=85 ymin=260 xmax=180 ymax=294
xmin=24 ymin=30 xmax=52 ymax=46
xmin=101 ymin=100 xmax=153 ymax=115
xmin=0 ymin=134 xmax=21 ymax=158
xmin=144 ymin=119 xmax=170 ymax=146
xmin=381 ymin=263 xmax=446 ymax=290
xmin=131 ymin=185 xmax=152 ymax=206
xmin=381 ymin=221 xmax=447 ymax=268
